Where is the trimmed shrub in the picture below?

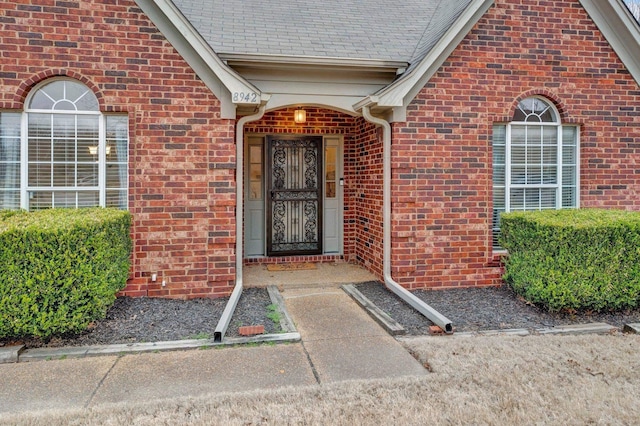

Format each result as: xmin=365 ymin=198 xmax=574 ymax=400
xmin=0 ymin=208 xmax=131 ymax=339
xmin=0 ymin=209 xmax=25 ymax=221
xmin=500 ymin=209 xmax=640 ymax=313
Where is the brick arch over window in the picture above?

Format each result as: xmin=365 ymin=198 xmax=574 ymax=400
xmin=488 ymin=90 xmax=575 ymax=125
xmin=13 ymin=70 xmax=105 ymax=111
xmin=511 ymin=90 xmax=572 ymax=124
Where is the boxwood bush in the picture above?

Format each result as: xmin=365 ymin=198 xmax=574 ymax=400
xmin=500 ymin=209 xmax=640 ymax=313
xmin=0 ymin=208 xmax=131 ymax=339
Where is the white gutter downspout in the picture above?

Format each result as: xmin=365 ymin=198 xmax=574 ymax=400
xmin=362 ymin=106 xmax=453 ymax=334
xmin=214 ymin=105 xmax=267 ymax=342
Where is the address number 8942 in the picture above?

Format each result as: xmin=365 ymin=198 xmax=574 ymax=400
xmin=232 ymin=92 xmax=258 ymax=103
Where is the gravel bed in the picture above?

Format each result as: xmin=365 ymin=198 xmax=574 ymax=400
xmin=0 ymin=288 xmax=278 ymax=349
xmin=5 ymin=281 xmax=637 ymax=349
xmin=226 ymin=288 xmax=281 ymax=337
xmin=355 ymin=281 xmax=640 ymax=334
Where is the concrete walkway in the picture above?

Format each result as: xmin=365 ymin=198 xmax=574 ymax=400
xmin=282 ymin=286 xmax=426 ymax=383
xmin=0 ymin=285 xmax=426 ymax=416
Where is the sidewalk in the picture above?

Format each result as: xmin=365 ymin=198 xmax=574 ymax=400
xmin=0 ymin=285 xmax=427 ymax=416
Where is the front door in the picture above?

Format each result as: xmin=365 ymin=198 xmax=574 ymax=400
xmin=266 ymin=136 xmax=323 ymax=256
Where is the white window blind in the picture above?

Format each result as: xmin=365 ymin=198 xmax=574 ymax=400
xmin=0 ymin=113 xmax=22 ymax=209
xmin=105 ymin=115 xmax=128 ymax=209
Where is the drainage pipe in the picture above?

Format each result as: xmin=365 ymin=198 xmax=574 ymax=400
xmin=361 ymin=106 xmax=453 ymax=334
xmin=214 ymin=104 xmax=266 ymax=342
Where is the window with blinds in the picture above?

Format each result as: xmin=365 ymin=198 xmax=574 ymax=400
xmin=0 ymin=113 xmax=21 ymax=209
xmin=492 ymin=97 xmax=578 ymax=249
xmin=0 ymin=79 xmax=128 ymax=211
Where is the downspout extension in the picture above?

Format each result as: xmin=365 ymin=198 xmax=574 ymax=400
xmin=214 ymin=104 xmax=267 ymax=342
xmin=361 ymin=106 xmax=453 ymax=334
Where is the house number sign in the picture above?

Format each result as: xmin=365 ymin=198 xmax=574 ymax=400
xmin=232 ymin=92 xmax=259 ymax=103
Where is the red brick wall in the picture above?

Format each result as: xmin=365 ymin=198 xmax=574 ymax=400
xmin=0 ymin=0 xmax=236 ymax=298
xmin=392 ymin=0 xmax=640 ymax=289
xmin=245 ymin=107 xmax=357 ymax=136
xmin=351 ymin=121 xmax=384 ymax=278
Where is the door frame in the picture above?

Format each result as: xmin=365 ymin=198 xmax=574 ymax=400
xmin=266 ymin=135 xmax=323 ymax=256
xmin=243 ymin=133 xmax=344 ymax=258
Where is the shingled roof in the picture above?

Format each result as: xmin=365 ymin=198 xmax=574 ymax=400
xmin=137 ymin=0 xmax=640 ymax=117
xmin=172 ymin=0 xmax=472 ymax=66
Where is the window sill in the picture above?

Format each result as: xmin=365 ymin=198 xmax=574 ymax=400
xmin=489 ymin=249 xmax=508 ymax=267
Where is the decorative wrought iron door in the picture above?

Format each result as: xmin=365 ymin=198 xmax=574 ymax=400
xmin=267 ymin=136 xmax=323 ymax=256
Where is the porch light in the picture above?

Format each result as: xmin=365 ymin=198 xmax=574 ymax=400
xmin=294 ymin=107 xmax=306 ymax=124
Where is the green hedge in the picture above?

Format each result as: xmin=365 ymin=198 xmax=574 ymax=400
xmin=500 ymin=209 xmax=640 ymax=313
xmin=0 ymin=209 xmax=24 ymax=221
xmin=0 ymin=208 xmax=132 ymax=339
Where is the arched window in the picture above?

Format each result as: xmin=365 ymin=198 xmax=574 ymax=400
xmin=0 ymin=79 xmax=128 ymax=210
xmin=492 ymin=97 xmax=579 ymax=248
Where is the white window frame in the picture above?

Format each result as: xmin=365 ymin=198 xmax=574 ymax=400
xmin=0 ymin=78 xmax=128 ymax=211
xmin=492 ymin=96 xmax=580 ymax=249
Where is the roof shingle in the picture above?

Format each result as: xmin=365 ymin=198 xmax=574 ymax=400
xmin=173 ymin=0 xmax=473 ymax=65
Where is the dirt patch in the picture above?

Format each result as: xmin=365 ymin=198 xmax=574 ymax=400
xmin=4 ymin=281 xmax=638 ymax=349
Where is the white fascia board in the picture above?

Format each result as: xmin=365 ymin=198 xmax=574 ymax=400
xmin=219 ymin=53 xmax=409 ymax=72
xmin=355 ymin=0 xmax=494 ymax=111
xmin=579 ymin=0 xmax=640 ymax=87
xmin=135 ymin=0 xmax=264 ymax=118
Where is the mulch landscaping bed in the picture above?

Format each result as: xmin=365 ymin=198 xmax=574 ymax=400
xmin=3 ymin=282 xmax=639 ymax=349
xmin=0 ymin=288 xmax=279 ymax=349
xmin=355 ymin=281 xmax=640 ymax=334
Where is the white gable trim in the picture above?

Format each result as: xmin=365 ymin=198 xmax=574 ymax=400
xmin=579 ymin=0 xmax=640 ymax=87
xmin=354 ymin=0 xmax=493 ymax=114
xmin=135 ymin=0 xmax=266 ymax=119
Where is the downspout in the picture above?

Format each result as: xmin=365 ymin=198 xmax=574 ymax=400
xmin=214 ymin=104 xmax=267 ymax=342
xmin=362 ymin=106 xmax=453 ymax=334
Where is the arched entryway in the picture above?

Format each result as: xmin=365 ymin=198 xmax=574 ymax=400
xmin=243 ymin=107 xmax=352 ymax=261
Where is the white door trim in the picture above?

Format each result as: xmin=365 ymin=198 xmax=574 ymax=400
xmin=243 ymin=133 xmax=344 ymax=257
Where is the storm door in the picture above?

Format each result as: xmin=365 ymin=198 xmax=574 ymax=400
xmin=266 ymin=136 xmax=323 ymax=256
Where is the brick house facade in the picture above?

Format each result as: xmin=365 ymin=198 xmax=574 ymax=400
xmin=0 ymin=0 xmax=638 ymax=298
xmin=392 ymin=0 xmax=640 ymax=288
xmin=0 ymin=0 xmax=236 ymax=298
